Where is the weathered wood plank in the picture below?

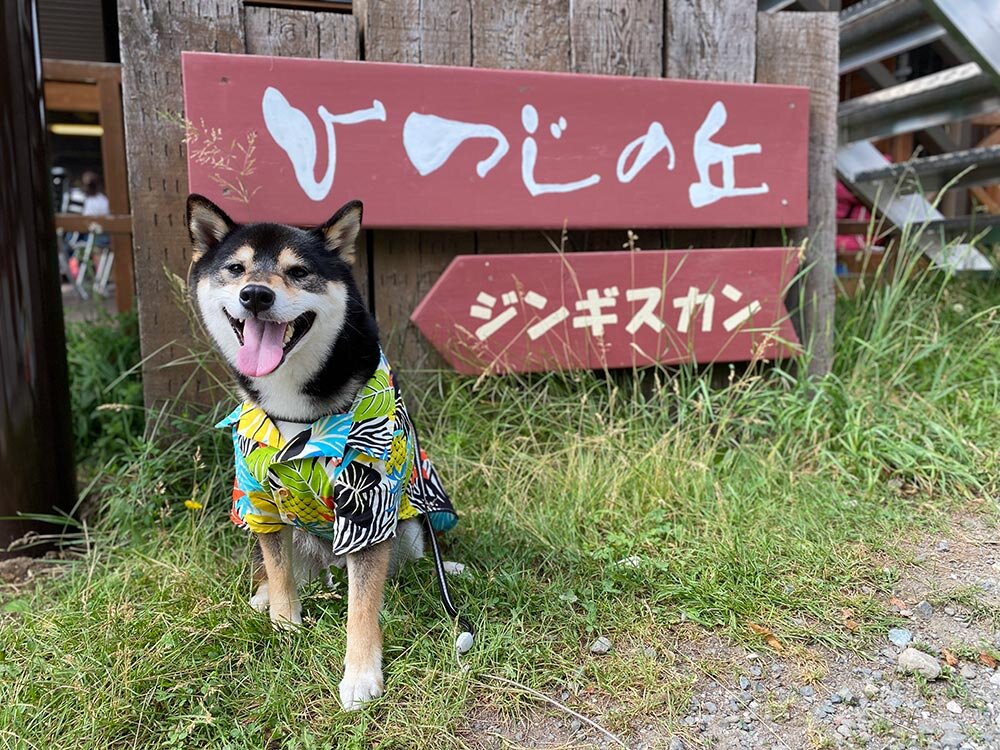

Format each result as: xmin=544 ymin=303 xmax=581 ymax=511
xmin=366 ymin=0 xmax=472 ymax=370
xmin=665 ymin=0 xmax=757 ymax=83
xmin=245 ymin=6 xmax=358 ymax=59
xmin=118 ymin=0 xmax=245 ymax=407
xmin=243 ymin=7 xmax=367 ymax=308
xmin=570 ymin=0 xmax=663 ymax=78
xmin=756 ymin=11 xmax=839 ymax=377
xmin=470 ymin=0 xmax=574 ymax=290
xmin=666 ymin=0 xmax=757 ymax=251
xmin=471 ymin=0 xmax=570 ymax=71
xmin=570 ymin=0 xmax=665 ymax=251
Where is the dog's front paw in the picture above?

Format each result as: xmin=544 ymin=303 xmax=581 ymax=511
xmin=339 ymin=666 xmax=383 ymax=711
xmin=268 ymin=599 xmax=302 ymax=630
xmin=249 ymin=582 xmax=270 ymax=613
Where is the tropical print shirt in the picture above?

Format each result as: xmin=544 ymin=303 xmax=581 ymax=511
xmin=217 ymin=353 xmax=456 ymax=556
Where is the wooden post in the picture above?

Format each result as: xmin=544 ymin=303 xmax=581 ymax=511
xmin=364 ymin=0 xmax=475 ymax=370
xmin=666 ymin=0 xmax=757 ymax=250
xmin=97 ymin=68 xmax=134 ymax=313
xmin=568 ymin=0 xmax=665 ymax=254
xmin=243 ymin=6 xmax=368 ymax=308
xmin=756 ymin=12 xmax=839 ymax=377
xmin=118 ymin=0 xmax=245 ymax=407
xmin=0 ymin=0 xmax=76 ymax=554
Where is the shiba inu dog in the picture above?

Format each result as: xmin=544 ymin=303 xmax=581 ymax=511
xmin=187 ymin=195 xmax=459 ymax=710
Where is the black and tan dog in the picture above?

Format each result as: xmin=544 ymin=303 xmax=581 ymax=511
xmin=187 ymin=195 xmax=458 ymax=710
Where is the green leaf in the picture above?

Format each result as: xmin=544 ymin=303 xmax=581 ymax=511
xmin=245 ymin=446 xmax=279 ymax=484
xmin=353 ymin=368 xmax=393 ymax=422
xmin=270 ymin=458 xmax=331 ymax=498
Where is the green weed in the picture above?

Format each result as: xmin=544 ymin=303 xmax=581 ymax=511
xmin=1 ymin=250 xmax=997 ymax=749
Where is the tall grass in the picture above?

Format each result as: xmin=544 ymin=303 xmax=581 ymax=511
xmin=64 ymin=311 xmax=144 ymax=468
xmin=1 ymin=246 xmax=997 ymax=749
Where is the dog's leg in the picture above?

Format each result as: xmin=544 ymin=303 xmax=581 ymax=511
xmin=257 ymin=528 xmax=301 ymax=627
xmin=339 ymin=539 xmax=392 ymax=711
xmin=248 ymin=540 xmax=270 ymax=612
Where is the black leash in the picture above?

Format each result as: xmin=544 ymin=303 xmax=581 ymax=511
xmin=421 ymin=513 xmax=475 ymax=653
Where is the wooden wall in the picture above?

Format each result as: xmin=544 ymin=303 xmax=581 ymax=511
xmin=118 ymin=0 xmax=838 ymax=408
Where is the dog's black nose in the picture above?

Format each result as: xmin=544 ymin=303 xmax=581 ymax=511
xmin=239 ymin=284 xmax=275 ymax=315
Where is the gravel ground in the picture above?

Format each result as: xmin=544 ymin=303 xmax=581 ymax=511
xmin=464 ymin=514 xmax=1000 ymax=750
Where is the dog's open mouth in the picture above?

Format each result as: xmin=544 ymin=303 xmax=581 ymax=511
xmin=225 ymin=309 xmax=316 ymax=378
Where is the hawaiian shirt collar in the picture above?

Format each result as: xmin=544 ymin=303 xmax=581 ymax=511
xmin=216 ymin=353 xmax=397 ymax=464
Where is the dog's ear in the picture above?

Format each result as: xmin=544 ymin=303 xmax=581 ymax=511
xmin=315 ymin=200 xmax=362 ymax=265
xmin=187 ymin=194 xmax=235 ymax=262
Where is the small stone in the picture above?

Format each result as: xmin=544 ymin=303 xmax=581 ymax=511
xmin=616 ymin=556 xmax=642 ymax=568
xmin=589 ymin=636 xmax=612 ymax=655
xmin=946 ymin=700 xmax=962 ymax=715
xmin=836 ymin=724 xmax=851 ymax=738
xmin=989 ymin=671 xmax=1000 ymax=687
xmin=830 ymin=692 xmax=842 ymax=704
xmin=837 ymin=688 xmax=858 ymax=706
xmin=442 ymin=560 xmax=466 ymax=576
xmin=643 ymin=646 xmax=658 ymax=660
xmin=862 ymin=683 xmax=878 ymax=699
xmin=944 ymin=605 xmax=957 ymax=616
xmin=937 ymin=540 xmax=951 ymax=552
xmin=888 ymin=628 xmax=912 ymax=647
xmin=749 ymin=665 xmax=762 ymax=677
xmin=960 ymin=665 xmax=977 ymax=680
xmin=704 ymin=701 xmax=718 ymax=714
xmin=897 ymin=648 xmax=942 ymax=679
xmin=917 ymin=721 xmax=936 ymax=735
xmin=915 ymin=601 xmax=934 ymax=617
xmin=799 ymin=686 xmax=815 ymax=698
xmin=940 ymin=731 xmax=964 ymax=748
xmin=569 ymin=719 xmax=582 ymax=733
xmin=669 ymin=738 xmax=685 ymax=750
xmin=739 ymin=675 xmax=751 ymax=690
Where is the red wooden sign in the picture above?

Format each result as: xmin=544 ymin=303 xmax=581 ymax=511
xmin=182 ymin=52 xmax=809 ymax=230
xmin=411 ymin=248 xmax=801 ymax=375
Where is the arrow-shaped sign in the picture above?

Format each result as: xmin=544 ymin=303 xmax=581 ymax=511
xmin=411 ymin=248 xmax=801 ymax=375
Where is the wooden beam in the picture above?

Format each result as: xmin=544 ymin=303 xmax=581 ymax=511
xmin=43 ymin=80 xmax=99 ymax=112
xmin=42 ymin=58 xmax=120 ymax=83
xmin=54 ymin=214 xmax=132 ymax=234
xmin=98 ymin=73 xmax=133 ymax=313
xmin=118 ymin=0 xmax=246 ymax=408
xmin=757 ymin=11 xmax=839 ymax=377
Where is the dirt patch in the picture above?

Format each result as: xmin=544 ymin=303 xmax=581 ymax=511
xmin=460 ymin=515 xmax=1000 ymax=749
xmin=0 ymin=554 xmax=66 ymax=593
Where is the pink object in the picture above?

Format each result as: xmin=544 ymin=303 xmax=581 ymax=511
xmin=182 ymin=52 xmax=809 ymax=230
xmin=411 ymin=247 xmax=800 ymax=374
xmin=836 ymin=181 xmax=872 ymax=252
xmin=237 ymin=318 xmax=288 ymax=377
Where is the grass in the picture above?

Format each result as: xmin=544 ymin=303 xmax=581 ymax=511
xmin=1 ymin=249 xmax=998 ymax=749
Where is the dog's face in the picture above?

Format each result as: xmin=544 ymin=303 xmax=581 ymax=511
xmin=187 ymin=195 xmax=362 ymax=383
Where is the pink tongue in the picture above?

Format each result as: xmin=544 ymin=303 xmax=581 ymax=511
xmin=237 ymin=318 xmax=288 ymax=377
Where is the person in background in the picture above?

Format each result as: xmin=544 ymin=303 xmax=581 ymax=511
xmin=80 ymin=171 xmax=109 ymax=217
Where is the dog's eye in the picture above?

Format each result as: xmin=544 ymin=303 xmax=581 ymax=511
xmin=227 ymin=263 xmax=245 ymax=275
xmin=288 ymin=266 xmax=310 ymax=279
